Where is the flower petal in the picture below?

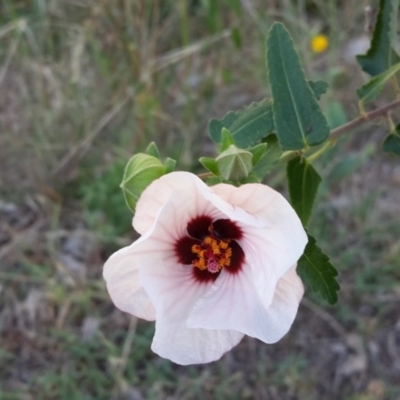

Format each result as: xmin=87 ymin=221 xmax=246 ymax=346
xmin=187 ymin=265 xmax=304 ymax=344
xmin=105 ymin=182 xmax=224 ymax=320
xmin=133 ymin=172 xmax=265 ymax=235
xmin=152 ymin=318 xmax=244 ymax=365
xmin=138 ymin=256 xmax=244 ymax=364
xmin=213 ymin=183 xmax=307 ymax=263
xmin=133 ymin=172 xmax=211 ymax=235
xmin=103 ymin=240 xmax=156 ymax=321
xmin=212 ymin=183 xmax=307 ymax=302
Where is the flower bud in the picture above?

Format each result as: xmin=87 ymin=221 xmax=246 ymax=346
xmin=216 ymin=144 xmax=253 ymax=181
xmin=120 ymin=153 xmax=166 ymax=212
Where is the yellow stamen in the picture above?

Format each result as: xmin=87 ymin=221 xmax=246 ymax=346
xmin=191 ymin=236 xmax=233 ymax=273
xmin=219 ymin=241 xmax=229 ymax=250
xmin=204 ymin=237 xmax=212 ymax=245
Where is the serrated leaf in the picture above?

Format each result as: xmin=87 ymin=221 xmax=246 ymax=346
xmin=208 ymin=79 xmax=326 ymax=149
xmin=266 ymin=23 xmax=330 ymax=150
xmin=297 ymin=234 xmax=340 ymax=305
xmin=356 ymin=0 xmax=400 ymax=76
xmin=357 ymin=61 xmax=400 ymax=103
xmin=199 ymin=157 xmax=220 ymax=175
xmin=208 ymin=98 xmax=275 ymax=148
xmin=308 ymin=80 xmax=329 ymax=100
xmin=287 ymin=156 xmax=321 ymax=227
xmin=252 ymin=135 xmax=282 ymax=180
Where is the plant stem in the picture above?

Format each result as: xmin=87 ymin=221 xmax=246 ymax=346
xmin=329 ymin=97 xmax=400 ymax=140
xmin=304 ymin=97 xmax=400 ymax=162
xmin=307 ymin=139 xmax=333 ymax=163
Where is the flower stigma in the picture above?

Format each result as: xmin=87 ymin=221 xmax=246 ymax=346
xmin=191 ymin=235 xmax=233 ymax=273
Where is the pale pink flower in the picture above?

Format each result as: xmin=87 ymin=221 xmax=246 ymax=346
xmin=103 ymin=172 xmax=307 ymax=365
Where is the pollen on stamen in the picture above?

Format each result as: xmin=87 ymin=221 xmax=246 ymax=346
xmin=193 ymin=258 xmax=207 ymax=270
xmin=219 ymin=241 xmax=229 ymax=250
xmin=210 ymin=240 xmax=221 ymax=255
xmin=178 ymin=216 xmax=245 ymax=283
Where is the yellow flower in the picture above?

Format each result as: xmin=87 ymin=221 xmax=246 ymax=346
xmin=311 ymin=34 xmax=329 ymax=53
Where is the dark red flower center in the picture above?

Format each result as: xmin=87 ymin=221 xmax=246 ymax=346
xmin=175 ymin=215 xmax=245 ymax=282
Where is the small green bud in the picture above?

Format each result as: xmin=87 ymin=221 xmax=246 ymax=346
xmin=216 ymin=144 xmax=253 ymax=181
xmin=120 ymin=153 xmax=166 ymax=212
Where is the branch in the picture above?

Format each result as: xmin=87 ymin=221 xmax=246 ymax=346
xmin=330 ymin=97 xmax=400 ymax=140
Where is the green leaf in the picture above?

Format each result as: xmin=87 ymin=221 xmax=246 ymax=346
xmin=383 ymin=123 xmax=400 ymax=155
xmin=287 ymin=156 xmax=321 ymax=227
xmin=266 ymin=23 xmax=330 ymax=150
xmin=207 ymin=79 xmax=327 ymax=150
xmin=145 ymin=142 xmax=160 ymax=158
xmin=208 ymin=98 xmax=275 ymax=148
xmin=252 ymin=135 xmax=282 ymax=180
xmin=205 ymin=176 xmax=234 ymax=186
xmin=220 ymin=127 xmax=236 ymax=152
xmin=205 ymin=176 xmax=223 ymax=186
xmin=247 ymin=143 xmax=268 ymax=166
xmin=241 ymin=172 xmax=261 ymax=183
xmin=199 ymin=157 xmax=220 ymax=175
xmin=297 ymin=234 xmax=340 ymax=305
xmin=164 ymin=158 xmax=176 ymax=173
xmin=308 ymin=80 xmax=329 ymax=100
xmin=216 ymin=145 xmax=253 ymax=181
xmin=357 ymin=62 xmax=400 ymax=104
xmin=356 ymin=0 xmax=400 ymax=76
xmin=383 ymin=134 xmax=400 ymax=155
